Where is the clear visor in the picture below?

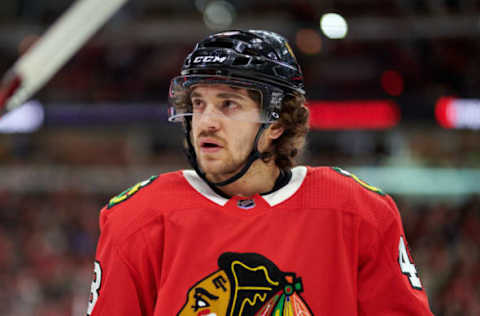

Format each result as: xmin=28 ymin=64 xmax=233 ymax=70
xmin=168 ymin=75 xmax=280 ymax=124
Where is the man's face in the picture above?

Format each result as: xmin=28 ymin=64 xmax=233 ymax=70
xmin=190 ymin=84 xmax=261 ymax=182
xmin=178 ymin=270 xmax=231 ymax=316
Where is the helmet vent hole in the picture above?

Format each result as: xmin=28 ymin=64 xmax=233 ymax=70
xmin=242 ymin=48 xmax=261 ymax=56
xmin=232 ymin=56 xmax=250 ymax=66
xmin=203 ymin=40 xmax=234 ymax=49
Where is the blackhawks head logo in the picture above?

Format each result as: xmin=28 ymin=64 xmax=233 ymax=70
xmin=177 ymin=252 xmax=313 ymax=316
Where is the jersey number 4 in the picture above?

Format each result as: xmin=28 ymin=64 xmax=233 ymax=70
xmin=398 ymin=237 xmax=422 ymax=290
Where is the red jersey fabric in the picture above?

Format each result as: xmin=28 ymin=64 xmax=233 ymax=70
xmin=87 ymin=166 xmax=433 ymax=316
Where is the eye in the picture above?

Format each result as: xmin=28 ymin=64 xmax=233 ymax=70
xmin=192 ymin=294 xmax=210 ymax=311
xmin=191 ymin=99 xmax=205 ymax=110
xmin=222 ymin=100 xmax=239 ymax=110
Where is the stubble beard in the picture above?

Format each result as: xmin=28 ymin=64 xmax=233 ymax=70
xmin=198 ymin=149 xmax=250 ymax=183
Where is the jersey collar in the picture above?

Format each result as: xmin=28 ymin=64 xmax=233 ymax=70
xmin=182 ymin=166 xmax=307 ymax=207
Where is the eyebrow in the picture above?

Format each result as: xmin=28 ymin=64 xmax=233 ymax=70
xmin=217 ymin=92 xmax=246 ymax=100
xmin=190 ymin=91 xmax=246 ymax=100
xmin=194 ymin=287 xmax=219 ymax=300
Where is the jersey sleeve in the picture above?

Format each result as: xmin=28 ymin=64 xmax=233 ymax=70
xmin=357 ymin=195 xmax=433 ymax=316
xmin=87 ymin=206 xmax=161 ymax=316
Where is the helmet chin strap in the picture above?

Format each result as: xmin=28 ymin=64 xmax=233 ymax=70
xmin=184 ymin=120 xmax=269 ymax=188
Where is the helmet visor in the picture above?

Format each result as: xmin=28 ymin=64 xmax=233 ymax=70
xmin=168 ymin=75 xmax=282 ymax=124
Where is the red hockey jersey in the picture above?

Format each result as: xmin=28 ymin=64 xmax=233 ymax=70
xmin=87 ymin=166 xmax=433 ymax=316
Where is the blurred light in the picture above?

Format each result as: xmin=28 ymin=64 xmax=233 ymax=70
xmin=308 ymin=100 xmax=400 ymax=130
xmin=436 ymin=97 xmax=480 ymax=130
xmin=0 ymin=100 xmax=44 ymax=133
xmin=381 ymin=70 xmax=404 ymax=96
xmin=195 ymin=0 xmax=208 ymax=12
xmin=203 ymin=1 xmax=236 ymax=30
xmin=295 ymin=29 xmax=322 ymax=55
xmin=320 ymin=13 xmax=348 ymax=39
xmin=435 ymin=97 xmax=455 ymax=128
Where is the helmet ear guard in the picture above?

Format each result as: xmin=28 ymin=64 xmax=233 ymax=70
xmin=168 ymin=30 xmax=305 ymax=188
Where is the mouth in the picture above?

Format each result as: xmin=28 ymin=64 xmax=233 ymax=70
xmin=199 ymin=138 xmax=223 ymax=153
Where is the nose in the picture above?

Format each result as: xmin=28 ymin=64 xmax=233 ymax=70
xmin=197 ymin=105 xmax=221 ymax=131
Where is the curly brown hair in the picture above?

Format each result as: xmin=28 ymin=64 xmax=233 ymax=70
xmin=261 ymin=93 xmax=309 ymax=169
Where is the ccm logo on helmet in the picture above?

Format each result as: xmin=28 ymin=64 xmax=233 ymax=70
xmin=193 ymin=56 xmax=227 ymax=63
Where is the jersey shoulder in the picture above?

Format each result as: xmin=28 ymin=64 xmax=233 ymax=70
xmin=304 ymin=166 xmax=399 ymax=229
xmin=98 ymin=170 xmax=190 ymax=244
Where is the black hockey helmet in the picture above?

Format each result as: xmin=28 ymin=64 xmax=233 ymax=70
xmin=168 ymin=30 xmax=304 ymax=187
xmin=168 ymin=30 xmax=305 ymax=123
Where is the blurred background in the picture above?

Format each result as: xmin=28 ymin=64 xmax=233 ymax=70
xmin=0 ymin=0 xmax=480 ymax=315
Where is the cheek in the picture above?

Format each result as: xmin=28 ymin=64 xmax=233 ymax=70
xmin=190 ymin=121 xmax=201 ymax=145
xmin=191 ymin=118 xmax=199 ymax=136
xmin=231 ymin=124 xmax=259 ymax=146
xmin=244 ymin=127 xmax=261 ymax=153
xmin=206 ymin=296 xmax=229 ymax=316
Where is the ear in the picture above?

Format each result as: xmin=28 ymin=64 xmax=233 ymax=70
xmin=267 ymin=122 xmax=284 ymax=140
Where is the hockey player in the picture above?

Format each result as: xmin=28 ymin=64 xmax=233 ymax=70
xmin=87 ymin=30 xmax=433 ymax=315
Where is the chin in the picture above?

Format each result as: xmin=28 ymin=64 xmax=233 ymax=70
xmin=198 ymin=159 xmax=224 ymax=175
xmin=200 ymin=159 xmax=240 ymax=180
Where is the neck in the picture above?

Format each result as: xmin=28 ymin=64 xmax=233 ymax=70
xmin=208 ymin=159 xmax=280 ymax=197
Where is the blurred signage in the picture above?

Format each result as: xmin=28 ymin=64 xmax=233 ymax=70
xmin=307 ymin=100 xmax=400 ymax=130
xmin=436 ymin=97 xmax=480 ymax=130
